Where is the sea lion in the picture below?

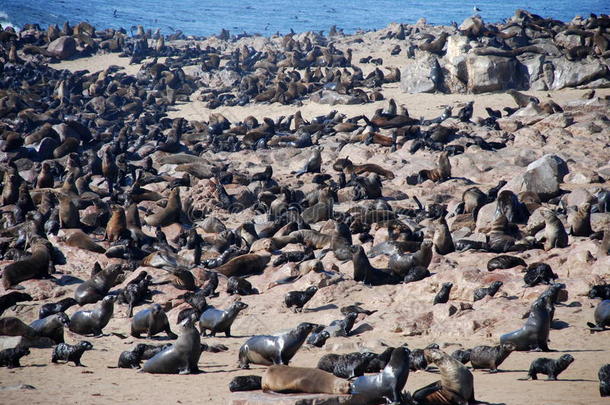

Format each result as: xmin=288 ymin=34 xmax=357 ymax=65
xmin=2 ymin=238 xmax=53 ymax=289
xmin=317 ymin=352 xmax=376 ymax=378
xmin=52 ymin=341 xmax=93 ymax=366
xmin=60 ymin=229 xmax=106 ymax=253
xmin=262 ymin=365 xmax=351 ymax=394
xmin=587 ymin=300 xmax=610 ymax=331
xmin=74 ymin=264 xmax=123 ymax=305
xmin=0 ymin=317 xmax=38 ymax=337
xmin=284 ymin=286 xmax=318 ymax=312
xmin=69 ymin=295 xmax=116 ymax=336
xmin=117 ymin=273 xmax=151 ymax=317
xmin=524 ymin=262 xmax=558 ymax=287
xmin=226 ymin=276 xmax=258 ymax=295
xmin=322 ymin=312 xmax=358 ymax=337
xmin=350 ymin=346 xmax=411 ymax=404
xmin=469 ymin=343 xmax=515 ymax=372
xmin=293 ymin=147 xmax=322 ymax=177
xmin=412 ymin=348 xmax=475 ymax=405
xmin=541 ymin=209 xmax=568 ymax=250
xmin=131 ymin=304 xmax=177 ymax=339
xmin=141 ymin=314 xmax=202 ymax=374
xmin=600 ymin=364 xmax=610 ymax=397
xmin=434 ymin=283 xmax=453 ymax=304
xmin=351 ymin=245 xmax=401 ymax=286
xmin=214 ymin=254 xmax=270 ymax=277
xmin=451 ymin=349 xmax=472 ymax=365
xmin=524 ymin=354 xmax=574 ymax=380
xmin=0 ymin=347 xmax=30 ymax=368
xmin=198 ymin=301 xmax=248 ymax=337
xmin=487 ymin=255 xmax=526 ymax=271
xmin=29 ymin=312 xmax=70 ymax=344
xmin=473 ymin=281 xmax=503 ymax=301
xmin=58 ymin=193 xmax=80 ymax=229
xmin=229 ymin=375 xmax=263 ymax=392
xmin=413 ymin=151 xmax=451 ymax=184
xmin=433 ymin=217 xmax=454 ymax=254
xmin=238 ymin=322 xmax=316 ymax=369
xmin=145 ymin=188 xmax=182 ymax=227
xmin=500 ymin=296 xmax=551 ymax=351
xmin=388 ymin=240 xmax=433 ymax=277
xmin=105 ymin=205 xmax=128 ymax=241
xmin=0 ymin=292 xmax=33 ymax=316
xmin=569 ymin=203 xmax=592 ymax=237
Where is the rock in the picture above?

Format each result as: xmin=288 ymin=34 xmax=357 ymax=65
xmin=400 ymin=55 xmax=441 ymax=93
xmin=565 ymin=171 xmax=603 ymax=185
xmin=230 ymin=392 xmax=352 ymax=405
xmin=507 ymin=154 xmax=569 ymax=200
xmin=550 ymin=59 xmax=609 ymax=90
xmin=466 ymin=54 xmax=519 ymax=93
xmin=513 ymin=149 xmax=538 ymax=167
xmin=459 ymin=16 xmax=484 ymax=37
xmin=496 ymin=118 xmax=522 ymax=132
xmin=444 ymin=35 xmax=470 ymax=83
xmin=47 ymin=36 xmax=77 ymax=59
xmin=310 ymin=90 xmax=360 ymax=105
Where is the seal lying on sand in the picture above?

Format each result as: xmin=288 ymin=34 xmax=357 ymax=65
xmin=261 ymin=365 xmax=351 ymax=394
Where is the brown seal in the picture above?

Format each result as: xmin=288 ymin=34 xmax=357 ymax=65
xmin=469 ymin=343 xmax=516 ymax=372
xmin=388 ymin=240 xmax=433 ymax=277
xmin=106 ymin=205 xmax=128 ymax=241
xmin=58 ymin=194 xmax=80 ymax=229
xmin=412 ymin=348 xmax=475 ymax=405
xmin=145 ymin=188 xmax=182 ymax=227
xmin=59 ymin=229 xmax=105 ymax=253
xmin=416 ymin=151 xmax=451 ymax=183
xmin=542 ymin=209 xmax=568 ymax=250
xmin=214 ymin=253 xmax=271 ymax=277
xmin=261 ymin=365 xmax=351 ymax=394
xmin=74 ymin=264 xmax=123 ymax=305
xmin=569 ymin=203 xmax=592 ymax=237
xmin=433 ymin=217 xmax=454 ymax=255
xmin=0 ymin=317 xmax=38 ymax=337
xmin=2 ymin=238 xmax=53 ymax=289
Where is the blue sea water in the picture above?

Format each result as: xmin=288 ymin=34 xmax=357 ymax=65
xmin=2 ymin=0 xmax=609 ymax=36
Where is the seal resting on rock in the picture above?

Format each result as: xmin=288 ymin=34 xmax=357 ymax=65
xmin=141 ymin=314 xmax=202 ymax=374
xmin=238 ymin=322 xmax=316 ymax=369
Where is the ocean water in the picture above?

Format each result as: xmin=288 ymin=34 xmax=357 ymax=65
xmin=2 ymin=0 xmax=609 ymax=37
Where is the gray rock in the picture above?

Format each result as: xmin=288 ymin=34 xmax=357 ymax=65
xmin=400 ymin=55 xmax=441 ymax=93
xmin=466 ymin=54 xmax=519 ymax=93
xmin=310 ymin=90 xmax=361 ymax=105
xmin=509 ymin=154 xmax=569 ymax=199
xmin=47 ymin=36 xmax=77 ymax=59
xmin=549 ymin=59 xmax=609 ymax=90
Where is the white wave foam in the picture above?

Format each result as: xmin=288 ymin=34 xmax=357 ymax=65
xmin=0 ymin=10 xmax=19 ymax=30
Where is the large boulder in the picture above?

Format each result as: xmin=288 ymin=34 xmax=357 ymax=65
xmin=506 ymin=154 xmax=569 ymax=200
xmin=400 ymin=55 xmax=441 ymax=93
xmin=47 ymin=36 xmax=77 ymax=59
xmin=466 ymin=54 xmax=519 ymax=93
xmin=549 ymin=58 xmax=609 ymax=90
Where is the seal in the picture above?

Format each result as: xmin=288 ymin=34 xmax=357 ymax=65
xmin=105 ymin=205 xmax=128 ymax=241
xmin=292 ymin=147 xmax=322 ymax=177
xmin=284 ymin=286 xmax=318 ymax=312
xmin=524 ymin=354 xmax=574 ymax=380
xmin=144 ymin=188 xmax=182 ymax=227
xmin=69 ymin=295 xmax=116 ymax=336
xmin=589 ymin=284 xmax=610 ymax=300
xmin=486 ymin=255 xmax=526 ymax=271
xmin=52 ymin=341 xmax=93 ymax=366
xmin=238 ymin=322 xmax=316 ymax=369
xmin=412 ymin=348 xmax=475 ymax=405
xmin=262 ymin=364 xmax=351 ymax=394
xmin=58 ymin=193 xmax=80 ymax=229
xmin=117 ymin=272 xmax=151 ymax=317
xmin=500 ymin=296 xmax=551 ymax=351
xmin=524 ymin=262 xmax=558 ymax=287
xmin=0 ymin=317 xmax=38 ymax=337
xmin=317 ymin=352 xmax=376 ymax=378
xmin=451 ymin=349 xmax=472 ymax=365
xmin=227 ymin=276 xmax=258 ymax=295
xmin=0 ymin=347 xmax=30 ymax=368
xmin=2 ymin=238 xmax=52 ymax=289
xmin=587 ymin=300 xmax=610 ymax=331
xmin=388 ymin=240 xmax=433 ymax=277
xmin=541 ymin=209 xmax=568 ymax=250
xmin=469 ymin=343 xmax=515 ymax=372
xmin=29 ymin=312 xmax=70 ymax=344
xmin=323 ymin=312 xmax=358 ymax=337
xmin=198 ymin=301 xmax=248 ymax=337
xmin=433 ymin=282 xmax=453 ymax=304
xmin=118 ymin=344 xmax=147 ymax=369
xmin=600 ymin=364 xmax=610 ymax=397
xmin=433 ymin=217 xmax=454 ymax=255
xmin=214 ymin=254 xmax=271 ymax=277
xmin=229 ymin=375 xmax=263 ymax=392
xmin=569 ymin=202 xmax=592 ymax=237
xmin=74 ymin=264 xmax=123 ymax=305
xmin=131 ymin=304 xmax=177 ymax=339
xmin=60 ymin=229 xmax=106 ymax=253
xmin=351 ymin=245 xmax=401 ymax=286
xmin=350 ymin=346 xmax=411 ymax=404
xmin=473 ymin=281 xmax=503 ymax=301
xmin=141 ymin=314 xmax=202 ymax=374
xmin=0 ymin=292 xmax=33 ymax=316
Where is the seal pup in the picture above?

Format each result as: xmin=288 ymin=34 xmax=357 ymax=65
xmin=524 ymin=262 xmax=557 ymax=287
xmin=238 ymin=322 xmax=316 ymax=369
xmin=0 ymin=292 xmax=33 ymax=316
xmin=587 ymin=300 xmax=610 ymax=331
xmin=473 ymin=281 xmax=503 ymax=301
xmin=69 ymin=295 xmax=116 ymax=336
xmin=0 ymin=347 xmax=30 ymax=368
xmin=198 ymin=301 xmax=248 ymax=337
xmin=350 ymin=346 xmax=411 ymax=404
xmin=52 ymin=341 xmax=93 ymax=366
xmin=487 ymin=255 xmax=526 ymax=271
xmin=141 ymin=314 xmax=202 ymax=374
xmin=284 ymin=286 xmax=318 ymax=312
xmin=323 ymin=312 xmax=358 ymax=337
xmin=293 ymin=147 xmax=322 ymax=177
xmin=500 ymin=296 xmax=551 ymax=351
xmin=524 ymin=354 xmax=574 ymax=380
xmin=29 ymin=312 xmax=70 ymax=344
xmin=469 ymin=343 xmax=515 ymax=372
xmin=569 ymin=203 xmax=592 ymax=237
xmin=118 ymin=344 xmax=147 ymax=369
xmin=226 ymin=276 xmax=258 ymax=295
xmin=229 ymin=375 xmax=263 ymax=392
xmin=262 ymin=365 xmax=351 ymax=394
xmin=412 ymin=348 xmax=475 ymax=405
xmin=541 ymin=209 xmax=568 ymax=250
xmin=589 ymin=284 xmax=610 ymax=300
xmin=434 ymin=282 xmax=453 ymax=304
xmin=131 ymin=304 xmax=177 ymax=339
xmin=600 ymin=364 xmax=610 ymax=397
xmin=317 ymin=352 xmax=376 ymax=378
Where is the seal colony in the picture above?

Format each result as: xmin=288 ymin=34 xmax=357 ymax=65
xmin=0 ymin=9 xmax=609 ymax=405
